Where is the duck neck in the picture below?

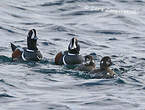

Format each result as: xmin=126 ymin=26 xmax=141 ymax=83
xmin=28 ymin=45 xmax=38 ymax=51
xmin=85 ymin=62 xmax=95 ymax=67
xmin=68 ymin=44 xmax=80 ymax=54
xmin=27 ymin=40 xmax=38 ymax=51
xmin=68 ymin=49 xmax=79 ymax=54
xmin=100 ymin=66 xmax=109 ymax=71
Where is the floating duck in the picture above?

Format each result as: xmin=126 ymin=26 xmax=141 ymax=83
xmin=55 ymin=37 xmax=83 ymax=65
xmin=75 ymin=55 xmax=96 ymax=72
xmin=90 ymin=56 xmax=115 ymax=78
xmin=11 ymin=29 xmax=42 ymax=61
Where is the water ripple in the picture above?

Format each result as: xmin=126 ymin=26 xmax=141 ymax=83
xmin=77 ymin=79 xmax=114 ymax=87
xmin=40 ymin=1 xmax=63 ymax=7
xmin=0 ymin=26 xmax=16 ymax=33
xmin=0 ymin=93 xmax=14 ymax=98
xmin=0 ymin=79 xmax=16 ymax=88
xmin=95 ymin=30 xmax=126 ymax=35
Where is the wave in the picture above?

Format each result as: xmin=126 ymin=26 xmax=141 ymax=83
xmin=0 ymin=93 xmax=14 ymax=98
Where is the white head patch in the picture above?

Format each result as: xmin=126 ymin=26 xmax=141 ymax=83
xmin=86 ymin=59 xmax=90 ymax=64
xmin=101 ymin=60 xmax=104 ymax=64
xmin=69 ymin=38 xmax=77 ymax=49
xmin=31 ymin=29 xmax=35 ymax=39
xmin=106 ymin=61 xmax=110 ymax=65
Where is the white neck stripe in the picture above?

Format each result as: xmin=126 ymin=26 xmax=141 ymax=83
xmin=26 ymin=49 xmax=34 ymax=52
xmin=22 ymin=52 xmax=27 ymax=61
xmin=68 ymin=52 xmax=79 ymax=56
xmin=63 ymin=55 xmax=67 ymax=65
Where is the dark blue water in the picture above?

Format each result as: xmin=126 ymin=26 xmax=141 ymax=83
xmin=0 ymin=0 xmax=145 ymax=109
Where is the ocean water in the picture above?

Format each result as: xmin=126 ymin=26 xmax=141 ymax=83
xmin=0 ymin=0 xmax=145 ymax=110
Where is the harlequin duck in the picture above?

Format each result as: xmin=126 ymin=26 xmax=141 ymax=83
xmin=90 ymin=56 xmax=115 ymax=78
xmin=55 ymin=37 xmax=83 ymax=65
xmin=75 ymin=55 xmax=96 ymax=72
xmin=11 ymin=29 xmax=43 ymax=61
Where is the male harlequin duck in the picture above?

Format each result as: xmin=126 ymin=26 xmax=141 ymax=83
xmin=11 ymin=29 xmax=43 ymax=61
xmin=90 ymin=56 xmax=115 ymax=78
xmin=75 ymin=55 xmax=96 ymax=72
xmin=55 ymin=37 xmax=83 ymax=65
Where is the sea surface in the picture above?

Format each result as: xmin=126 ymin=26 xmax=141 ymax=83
xmin=0 ymin=0 xmax=145 ymax=110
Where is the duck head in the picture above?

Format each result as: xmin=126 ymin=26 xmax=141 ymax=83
xmin=84 ymin=55 xmax=95 ymax=66
xmin=100 ymin=56 xmax=112 ymax=69
xmin=27 ymin=29 xmax=38 ymax=50
xmin=68 ymin=37 xmax=80 ymax=54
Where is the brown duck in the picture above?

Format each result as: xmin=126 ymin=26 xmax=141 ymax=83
xmin=90 ymin=56 xmax=115 ymax=78
xmin=75 ymin=55 xmax=96 ymax=72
